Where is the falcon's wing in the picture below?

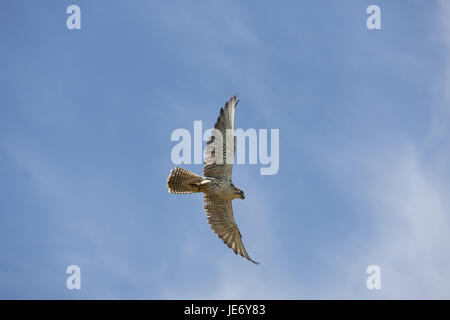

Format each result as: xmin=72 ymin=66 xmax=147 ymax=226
xmin=203 ymin=95 xmax=238 ymax=180
xmin=204 ymin=195 xmax=259 ymax=264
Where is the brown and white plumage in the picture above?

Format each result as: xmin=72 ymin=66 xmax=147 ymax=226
xmin=167 ymin=94 xmax=259 ymax=264
xmin=204 ymin=195 xmax=259 ymax=264
xmin=203 ymin=94 xmax=238 ymax=180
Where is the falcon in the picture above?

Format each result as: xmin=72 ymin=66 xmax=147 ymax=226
xmin=167 ymin=94 xmax=259 ymax=264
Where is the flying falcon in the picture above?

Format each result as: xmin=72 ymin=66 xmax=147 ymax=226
xmin=167 ymin=94 xmax=259 ymax=264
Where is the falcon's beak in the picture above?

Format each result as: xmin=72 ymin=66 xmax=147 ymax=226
xmin=241 ymin=193 xmax=245 ymax=200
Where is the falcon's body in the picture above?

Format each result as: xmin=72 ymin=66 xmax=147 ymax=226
xmin=200 ymin=178 xmax=243 ymax=200
xmin=167 ymin=95 xmax=259 ymax=264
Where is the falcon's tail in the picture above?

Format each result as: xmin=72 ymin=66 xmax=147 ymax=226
xmin=167 ymin=167 xmax=204 ymax=194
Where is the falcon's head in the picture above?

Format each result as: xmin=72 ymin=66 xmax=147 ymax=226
xmin=235 ymin=188 xmax=245 ymax=200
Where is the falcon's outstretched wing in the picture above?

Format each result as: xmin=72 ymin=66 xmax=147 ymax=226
xmin=204 ymin=195 xmax=259 ymax=264
xmin=203 ymin=94 xmax=238 ymax=180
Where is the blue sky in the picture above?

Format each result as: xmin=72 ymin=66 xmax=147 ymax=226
xmin=1 ymin=0 xmax=450 ymax=299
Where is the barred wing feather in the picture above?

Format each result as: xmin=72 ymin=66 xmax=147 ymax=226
xmin=204 ymin=195 xmax=259 ymax=264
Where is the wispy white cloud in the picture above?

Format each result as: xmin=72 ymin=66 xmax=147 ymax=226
xmin=354 ymin=144 xmax=450 ymax=298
